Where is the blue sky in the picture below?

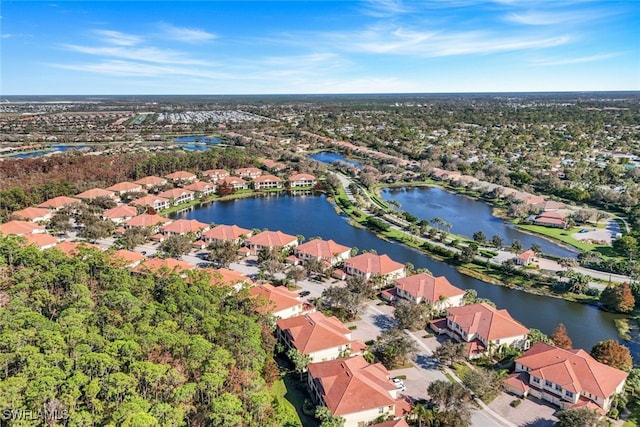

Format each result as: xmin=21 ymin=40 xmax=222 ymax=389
xmin=2 ymin=1 xmax=639 ymax=95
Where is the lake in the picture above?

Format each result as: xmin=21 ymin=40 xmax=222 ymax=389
xmin=173 ymin=135 xmax=221 ymax=144
xmin=381 ymin=186 xmax=578 ymax=258
xmin=172 ymin=193 xmax=633 ymax=357
xmin=309 ymin=152 xmax=362 ymax=168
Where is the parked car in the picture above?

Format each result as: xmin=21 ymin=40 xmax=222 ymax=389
xmin=299 ymin=290 xmax=311 ymax=297
xmin=392 ymin=378 xmax=406 ymax=392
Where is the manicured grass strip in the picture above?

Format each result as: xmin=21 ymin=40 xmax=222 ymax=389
xmin=270 ymin=379 xmax=304 ymax=427
xmin=516 ymin=223 xmax=599 ymax=252
xmin=623 ymin=399 xmax=640 ymax=427
xmin=281 ymin=373 xmax=319 ymax=427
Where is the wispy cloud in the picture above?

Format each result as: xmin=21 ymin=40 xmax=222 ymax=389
xmin=530 ymin=52 xmax=621 ymax=66
xmin=504 ymin=9 xmax=615 ymax=26
xmin=94 ymin=29 xmax=142 ymax=46
xmin=361 ymin=0 xmax=413 ymax=17
xmin=159 ymin=23 xmax=216 ymax=43
xmin=61 ymin=43 xmax=212 ymax=66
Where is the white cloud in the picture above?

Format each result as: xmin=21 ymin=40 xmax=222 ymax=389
xmin=530 ymin=53 xmax=621 ymax=66
xmin=362 ymin=0 xmax=413 ymax=17
xmin=93 ymin=30 xmax=142 ymax=46
xmin=61 ymin=43 xmax=213 ymax=66
xmin=159 ymin=23 xmax=216 ymax=43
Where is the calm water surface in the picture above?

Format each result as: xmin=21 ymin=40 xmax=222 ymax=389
xmin=381 ymin=187 xmax=577 ymax=258
xmin=173 ymin=193 xmax=633 ymax=356
xmin=309 ymin=152 xmax=362 ymax=168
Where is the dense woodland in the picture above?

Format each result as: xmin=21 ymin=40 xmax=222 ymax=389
xmin=0 ymin=236 xmax=286 ymax=426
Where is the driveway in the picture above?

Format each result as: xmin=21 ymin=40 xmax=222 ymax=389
xmin=489 ymin=392 xmax=558 ymax=427
xmin=571 ymin=219 xmax=620 ymax=245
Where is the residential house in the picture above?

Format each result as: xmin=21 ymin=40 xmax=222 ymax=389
xmin=253 ymin=174 xmax=283 ymax=190
xmin=53 ymin=241 xmax=101 ymax=258
xmin=197 ymin=268 xmax=254 ymax=289
xmin=165 ymin=170 xmax=197 ymax=184
xmin=133 ymin=258 xmax=194 ymax=277
xmin=110 ymin=249 xmax=146 ymax=268
xmin=38 ymin=196 xmax=81 ymax=211
xmin=277 ymin=311 xmax=365 ymax=362
xmin=515 ymin=250 xmax=536 ymax=266
xmin=307 ymin=355 xmax=403 ymax=427
xmin=505 ymin=342 xmax=628 ymax=413
xmin=130 ymin=195 xmax=170 ymax=212
xmin=23 ymin=233 xmax=59 ymax=250
xmin=343 ymin=253 xmax=406 ymax=286
xmin=533 ymin=211 xmax=568 ymax=229
xmin=11 ymin=207 xmax=53 ymax=223
xmin=124 ymin=214 xmax=172 ymax=232
xmin=202 ymin=224 xmax=253 ymax=244
xmin=289 ymin=173 xmax=317 ymax=188
xmin=249 ymin=283 xmax=306 ymax=319
xmin=430 ymin=303 xmax=530 ymax=359
xmin=106 ymin=181 xmax=143 ymax=195
xmin=294 ymin=239 xmax=352 ymax=266
xmin=157 ymin=188 xmax=195 ymax=206
xmin=246 ymin=230 xmax=298 ymax=254
xmin=235 ymin=167 xmax=262 ymax=179
xmin=260 ymin=159 xmax=286 ymax=172
xmin=161 ymin=219 xmax=210 ymax=237
xmin=219 ymin=176 xmax=248 ymax=190
xmin=394 ymin=273 xmax=465 ymax=310
xmin=75 ymin=188 xmax=118 ymax=201
xmin=0 ymin=220 xmax=46 ymax=236
xmin=134 ymin=176 xmax=168 ymax=190
xmin=202 ymin=169 xmax=230 ymax=182
xmin=102 ymin=205 xmax=138 ymax=224
xmin=184 ymin=181 xmax=216 ymax=196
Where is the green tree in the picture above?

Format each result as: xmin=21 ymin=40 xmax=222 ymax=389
xmin=556 ymin=407 xmax=605 ymax=427
xmin=373 ymin=327 xmax=417 ymax=369
xmin=287 ymin=348 xmax=311 ymax=380
xmin=527 ymin=328 xmax=552 ymax=345
xmin=207 ymin=240 xmax=239 ymax=267
xmin=393 ymin=300 xmax=432 ymax=331
xmin=315 ymin=406 xmax=345 ymax=427
xmin=433 ymin=341 xmax=466 ymax=366
xmin=159 ymin=235 xmax=193 ymax=258
xmin=472 ymin=231 xmax=486 ymax=244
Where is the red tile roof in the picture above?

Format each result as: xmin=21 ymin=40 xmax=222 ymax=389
xmin=103 ymin=205 xmax=137 ymax=219
xmin=395 ymin=272 xmax=464 ymax=303
xmin=53 ymin=241 xmax=101 ymax=257
xmin=345 ymin=253 xmax=405 ymax=275
xmin=446 ymin=302 xmax=529 ymax=341
xmin=249 ymin=284 xmax=301 ymax=314
xmin=0 ymin=220 xmax=45 ymax=236
xmin=247 ymin=230 xmax=298 ymax=248
xmin=158 ymin=188 xmax=195 ymax=200
xmin=162 ymin=219 xmax=209 ymax=235
xmin=184 ymin=181 xmax=215 ymax=192
xmin=124 ymin=214 xmax=171 ymax=228
xmin=11 ymin=207 xmax=52 ymax=221
xmin=307 ymin=355 xmax=396 ymax=416
xmin=165 ymin=171 xmax=196 ymax=180
xmin=195 ymin=268 xmax=253 ymax=287
xmin=516 ymin=250 xmax=536 ymax=262
xmin=23 ymin=233 xmax=59 ymax=249
xmin=106 ymin=182 xmax=142 ymax=193
xmin=254 ymin=174 xmax=281 ymax=183
xmin=516 ymin=342 xmax=628 ymax=400
xmin=202 ymin=224 xmax=252 ymax=241
xmin=295 ymin=239 xmax=351 ymax=260
xmin=75 ymin=188 xmax=115 ymax=200
xmin=130 ymin=195 xmax=169 ymax=207
xmin=110 ymin=249 xmax=146 ymax=266
xmin=133 ymin=258 xmax=193 ymax=275
xmin=277 ymin=312 xmax=353 ymax=354
xmin=134 ymin=176 xmax=167 ymax=186
xmin=289 ymin=173 xmax=316 ymax=182
xmin=38 ymin=196 xmax=81 ymax=210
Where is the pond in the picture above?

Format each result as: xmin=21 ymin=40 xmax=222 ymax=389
xmin=173 ymin=135 xmax=221 ymax=144
xmin=381 ymin=186 xmax=578 ymax=258
xmin=172 ymin=193 xmax=634 ymax=357
xmin=309 ymin=152 xmax=362 ymax=168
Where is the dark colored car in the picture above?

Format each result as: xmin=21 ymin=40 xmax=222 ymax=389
xmin=299 ymin=290 xmax=311 ymax=297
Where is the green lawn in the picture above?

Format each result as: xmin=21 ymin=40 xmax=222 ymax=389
xmin=270 ymin=378 xmax=307 ymax=427
xmin=515 ymin=223 xmax=600 ymax=252
xmin=281 ymin=373 xmax=319 ymax=427
xmin=623 ymin=399 xmax=640 ymax=427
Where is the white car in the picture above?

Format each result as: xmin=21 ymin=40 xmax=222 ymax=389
xmin=392 ymin=378 xmax=406 ymax=391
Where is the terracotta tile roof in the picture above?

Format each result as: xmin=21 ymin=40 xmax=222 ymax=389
xmin=446 ymin=302 xmax=529 ymax=341
xmin=516 ymin=342 xmax=628 ymax=400
xmin=249 ymin=284 xmax=301 ymax=314
xmin=184 ymin=181 xmax=215 ymax=192
xmin=505 ymin=372 xmax=531 ymax=394
xmin=345 ymin=253 xmax=405 ymax=275
xmin=165 ymin=171 xmax=196 ymax=180
xmin=106 ymin=182 xmax=142 ymax=193
xmin=307 ymin=355 xmax=396 ymax=416
xmin=133 ymin=257 xmax=193 ymax=275
xmin=289 ymin=173 xmax=316 ymax=182
xmin=162 ymin=219 xmax=209 ymax=235
xmin=203 ymin=224 xmax=252 ymax=241
xmin=202 ymin=168 xmax=229 ymax=178
xmin=0 ymin=220 xmax=45 ymax=236
xmin=516 ymin=249 xmax=536 ymax=261
xmin=197 ymin=268 xmax=253 ymax=287
xmin=534 ymin=216 xmax=566 ymax=226
xmin=295 ymin=239 xmax=351 ymax=260
xmin=75 ymin=188 xmax=115 ymax=200
xmin=395 ymin=272 xmax=464 ymax=303
xmin=111 ymin=249 xmax=146 ymax=266
xmin=235 ymin=167 xmax=262 ymax=176
xmin=247 ymin=230 xmax=298 ymax=248
xmin=221 ymin=176 xmax=247 ymax=186
xmin=38 ymin=196 xmax=80 ymax=209
xmin=23 ymin=233 xmax=59 ymax=249
xmin=53 ymin=241 xmax=101 ymax=257
xmin=103 ymin=205 xmax=137 ymax=219
xmin=134 ymin=176 xmax=167 ymax=186
xmin=158 ymin=188 xmax=195 ymax=200
xmin=254 ymin=174 xmax=281 ymax=183
xmin=277 ymin=312 xmax=352 ymax=354
xmin=124 ymin=214 xmax=171 ymax=228
xmin=11 ymin=207 xmax=52 ymax=221
xmin=130 ymin=195 xmax=169 ymax=207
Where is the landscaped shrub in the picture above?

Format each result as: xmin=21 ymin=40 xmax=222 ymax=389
xmin=510 ymin=399 xmax=522 ymax=408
